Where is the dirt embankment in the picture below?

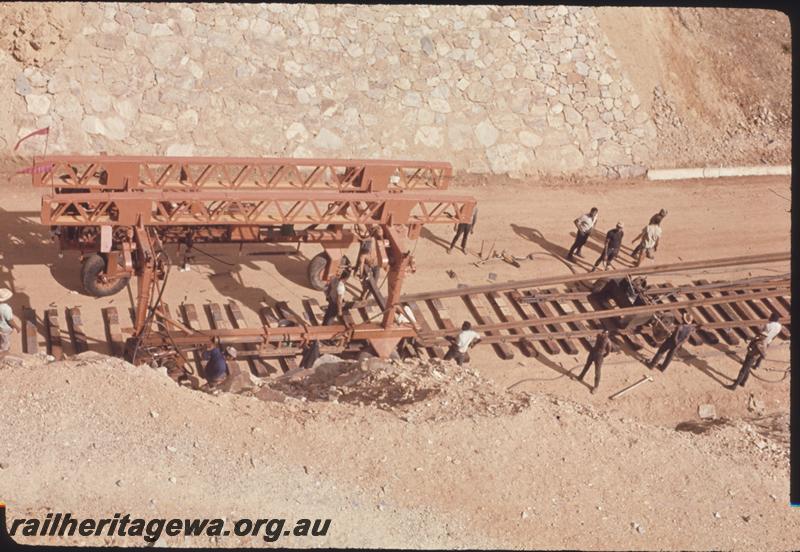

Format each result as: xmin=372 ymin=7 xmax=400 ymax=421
xmin=596 ymin=7 xmax=791 ymax=167
xmin=1 ymin=352 xmax=796 ymax=550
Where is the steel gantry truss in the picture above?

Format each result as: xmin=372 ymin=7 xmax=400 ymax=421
xmin=30 ymin=154 xmax=477 ymax=360
xmin=41 ymin=190 xmax=476 ymax=227
xmin=30 ymin=155 xmax=454 ymax=192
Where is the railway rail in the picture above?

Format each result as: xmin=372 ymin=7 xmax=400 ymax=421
xmin=14 ymin=252 xmax=790 ymax=387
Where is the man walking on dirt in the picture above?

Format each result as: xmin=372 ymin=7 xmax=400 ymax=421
xmin=632 ymin=214 xmax=663 ymax=266
xmin=445 ymin=321 xmax=481 ymax=366
xmin=0 ymin=288 xmax=20 ymax=354
xmin=728 ymin=334 xmax=767 ymax=390
xmin=591 ymin=222 xmax=624 ymax=271
xmin=647 ymin=312 xmax=696 ymax=372
xmin=448 ymin=206 xmax=478 ymax=255
xmin=566 ymin=207 xmax=599 ymax=261
xmin=576 ymin=329 xmax=614 ymax=394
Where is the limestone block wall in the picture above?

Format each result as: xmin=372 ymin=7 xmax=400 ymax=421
xmin=2 ymin=3 xmax=657 ymax=178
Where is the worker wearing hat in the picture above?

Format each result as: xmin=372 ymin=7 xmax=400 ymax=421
xmin=647 ymin=312 xmax=696 ymax=372
xmin=0 ymin=288 xmax=20 ymax=353
xmin=632 ymin=213 xmax=664 ymax=266
xmin=592 ymin=221 xmax=624 ymax=272
xmin=649 ymin=208 xmax=668 ymax=225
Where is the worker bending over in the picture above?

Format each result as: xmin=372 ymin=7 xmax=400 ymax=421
xmin=0 ymin=288 xmax=20 ymax=354
xmin=445 ymin=321 xmax=481 ymax=366
xmin=647 ymin=313 xmax=696 ymax=372
xmin=322 ymin=270 xmax=351 ymax=326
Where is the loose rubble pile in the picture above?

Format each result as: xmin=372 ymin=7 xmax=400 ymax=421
xmin=264 ymin=356 xmax=534 ymax=421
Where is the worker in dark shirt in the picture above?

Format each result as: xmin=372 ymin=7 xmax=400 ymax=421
xmin=647 ymin=313 xmax=696 ymax=372
xmin=649 ymin=208 xmax=668 ymax=225
xmin=592 ymin=222 xmax=624 ymax=272
xmin=728 ymin=335 xmax=767 ymax=389
xmin=448 ymin=206 xmax=478 ymax=255
xmin=577 ymin=330 xmax=614 ymax=394
xmin=202 ymin=339 xmax=229 ymax=388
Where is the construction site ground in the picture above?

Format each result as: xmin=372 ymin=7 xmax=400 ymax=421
xmin=0 ymin=169 xmax=795 ymax=549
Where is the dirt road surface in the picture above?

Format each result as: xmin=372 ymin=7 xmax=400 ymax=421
xmin=0 ymin=166 xmax=794 ymax=549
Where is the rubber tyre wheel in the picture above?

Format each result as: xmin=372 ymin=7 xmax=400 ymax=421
xmin=81 ymin=253 xmax=130 ymax=297
xmin=307 ymin=252 xmax=329 ymax=291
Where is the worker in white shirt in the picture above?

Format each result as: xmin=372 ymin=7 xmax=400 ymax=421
xmin=760 ymin=312 xmax=783 ymax=345
xmin=566 ymin=207 xmax=599 ymax=261
xmin=632 ymin=214 xmax=663 ymax=266
xmin=322 ymin=270 xmax=351 ymax=326
xmin=445 ymin=321 xmax=481 ymax=366
xmin=0 ymin=288 xmax=20 ymax=353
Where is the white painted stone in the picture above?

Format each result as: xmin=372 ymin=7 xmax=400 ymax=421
xmin=475 ymin=120 xmax=499 ymax=147
xmin=465 ymin=81 xmax=492 ymax=103
xmin=598 ymin=72 xmax=613 ymax=85
xmin=402 ymin=91 xmax=422 ymax=108
xmin=564 ymin=106 xmax=582 ymax=125
xmin=395 ymin=78 xmax=411 ymax=90
xmin=500 ymin=63 xmax=517 ymax=79
xmin=414 ymin=126 xmax=443 ymax=148
xmin=429 ymin=98 xmax=451 ymax=113
xmin=313 ymin=128 xmax=343 ymax=150
xmin=285 ymin=122 xmax=309 ymax=141
xmin=151 ymin=23 xmax=173 ymax=37
xmin=179 ymin=7 xmax=196 ymax=22
xmin=81 ymin=116 xmax=106 ymax=135
xmin=166 ymin=143 xmax=195 ymax=156
xmin=550 ymin=102 xmax=564 ymax=114
xmin=102 ymin=116 xmax=127 ymax=140
xmin=25 ymin=94 xmax=51 ymax=115
xmin=630 ymin=94 xmax=641 ymax=109
xmin=519 ymin=130 xmax=543 ymax=149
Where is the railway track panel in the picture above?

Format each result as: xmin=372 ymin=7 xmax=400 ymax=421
xmin=11 ymin=259 xmax=791 ymax=376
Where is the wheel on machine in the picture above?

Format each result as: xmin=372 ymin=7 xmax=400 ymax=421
xmin=81 ymin=253 xmax=130 ymax=297
xmin=307 ymin=252 xmax=354 ymax=291
xmin=307 ymin=252 xmax=329 ymax=291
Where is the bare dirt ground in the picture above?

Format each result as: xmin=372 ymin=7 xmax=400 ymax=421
xmin=0 ymin=159 xmax=794 ymax=548
xmin=596 ymin=7 xmax=792 ymax=168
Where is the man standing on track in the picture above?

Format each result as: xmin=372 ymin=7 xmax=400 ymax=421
xmin=647 ymin=312 xmax=696 ymax=372
xmin=566 ymin=207 xmax=599 ymax=261
xmin=576 ymin=329 xmax=614 ymax=394
xmin=591 ymin=221 xmax=624 ymax=272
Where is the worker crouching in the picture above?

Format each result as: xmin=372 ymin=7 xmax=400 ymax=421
xmin=445 ymin=321 xmax=481 ymax=366
xmin=202 ymin=338 xmax=236 ymax=391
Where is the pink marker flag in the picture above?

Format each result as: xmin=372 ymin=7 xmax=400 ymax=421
xmin=13 ymin=126 xmax=50 ymax=152
xmin=16 ymin=163 xmax=54 ymax=175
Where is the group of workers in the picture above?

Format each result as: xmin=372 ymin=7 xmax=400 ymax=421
xmin=567 ymin=207 xmax=667 ymax=271
xmin=0 ymin=196 xmax=785 ymax=398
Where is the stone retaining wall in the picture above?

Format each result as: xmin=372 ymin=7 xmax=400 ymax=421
xmin=3 ymin=3 xmax=657 ymax=178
